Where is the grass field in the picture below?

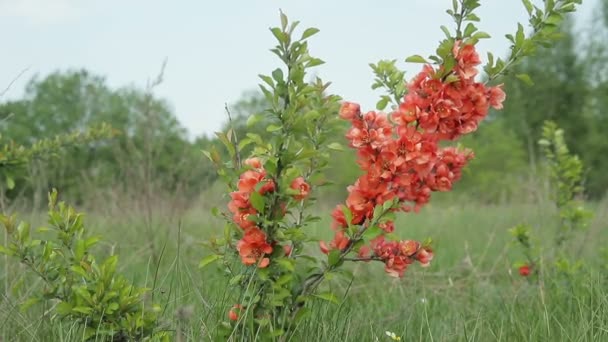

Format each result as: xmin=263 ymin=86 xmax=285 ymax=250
xmin=1 ymin=195 xmax=607 ymax=341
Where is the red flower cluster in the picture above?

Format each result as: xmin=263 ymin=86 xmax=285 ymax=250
xmin=401 ymin=42 xmax=505 ymax=140
xmin=228 ymin=158 xmax=275 ymax=267
xmin=371 ymin=236 xmax=434 ymax=277
xmin=323 ymin=42 xmax=505 ymax=277
xmin=228 ymin=158 xmax=311 ymax=267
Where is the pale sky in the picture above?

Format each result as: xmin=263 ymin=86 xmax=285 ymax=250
xmin=0 ymin=0 xmax=598 ymax=139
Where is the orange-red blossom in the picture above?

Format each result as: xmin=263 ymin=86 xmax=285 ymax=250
xmin=519 ymin=264 xmax=531 ymax=277
xmin=228 ymin=158 xmax=311 ymax=267
xmin=227 ymin=158 xmax=275 ymax=267
xmin=321 ymin=42 xmax=505 ymax=277
xmin=228 ymin=304 xmax=243 ymax=321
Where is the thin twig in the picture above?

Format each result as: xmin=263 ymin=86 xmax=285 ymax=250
xmin=0 ymin=67 xmax=30 ymax=98
xmin=224 ymin=103 xmax=241 ymax=168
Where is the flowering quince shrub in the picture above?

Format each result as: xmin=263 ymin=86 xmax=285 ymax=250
xmin=202 ymin=1 xmax=581 ymax=339
xmin=510 ymin=121 xmax=592 ymax=280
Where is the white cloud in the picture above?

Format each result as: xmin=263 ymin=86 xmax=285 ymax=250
xmin=0 ymin=0 xmax=82 ymax=24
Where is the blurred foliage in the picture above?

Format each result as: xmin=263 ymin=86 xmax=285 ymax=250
xmin=456 ymin=119 xmax=528 ymax=203
xmin=0 ymin=123 xmax=116 ymax=191
xmin=496 ymin=5 xmax=608 ymax=199
xmin=0 ymin=70 xmax=216 ymax=204
xmin=539 ymin=121 xmax=592 ymax=245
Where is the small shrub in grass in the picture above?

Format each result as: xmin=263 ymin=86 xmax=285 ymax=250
xmin=1 ymin=120 xmax=165 ymax=339
xmin=202 ymin=1 xmax=581 ymax=339
xmin=510 ymin=120 xmax=593 ymax=279
xmin=0 ymin=190 xmax=168 ymax=341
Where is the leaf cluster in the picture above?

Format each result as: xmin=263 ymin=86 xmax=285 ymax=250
xmin=0 ymin=190 xmax=166 ymax=341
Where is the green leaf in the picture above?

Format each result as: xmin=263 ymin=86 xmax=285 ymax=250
xmin=314 ymin=292 xmax=339 ymax=304
xmin=70 ymin=265 xmax=88 ymax=277
xmin=215 ymin=131 xmax=236 ymax=157
xmin=440 ymin=25 xmax=452 ymax=39
xmin=275 ymin=258 xmax=295 ymax=272
xmin=515 ymin=23 xmax=525 ymax=49
xmin=516 ymin=73 xmax=534 ymax=86
xmin=301 ymin=27 xmax=320 ymax=40
xmin=72 ymin=306 xmax=93 ymax=315
xmin=199 ymin=254 xmax=221 ymax=268
xmin=522 ymin=0 xmax=534 ymax=15
xmin=249 ymin=191 xmax=265 ymax=213
xmin=266 ymin=124 xmax=282 ymax=132
xmin=328 ymin=249 xmax=341 ymax=267
xmin=247 ymin=113 xmax=264 ymax=127
xmin=362 ymin=225 xmax=382 ymax=240
xmin=272 ymin=68 xmax=284 ymax=83
xmin=6 ymin=176 xmax=15 ymax=190
xmin=259 ymin=74 xmax=274 ymax=88
xmin=340 ymin=206 xmax=353 ymax=229
xmin=0 ymin=245 xmax=14 ymax=256
xmin=229 ymin=274 xmax=244 ymax=286
xmin=19 ymin=297 xmax=40 ymax=312
xmin=56 ymin=301 xmax=73 ymax=315
xmin=466 ymin=13 xmax=480 ymax=22
xmin=84 ymin=236 xmax=100 ymax=248
xmin=280 ymin=11 xmax=288 ymax=30
xmin=306 ymin=58 xmax=325 ymax=68
xmin=405 ymin=55 xmax=428 ymax=63
xmin=294 ymin=307 xmax=311 ymax=322
xmin=270 ymin=27 xmax=287 ymax=44
xmin=464 ymin=23 xmax=477 ymax=37
xmin=327 ymin=142 xmax=344 ymax=151
xmin=472 ymin=31 xmax=491 ymax=40
xmin=376 ymin=97 xmax=390 ymax=110
xmin=276 ymin=274 xmax=293 ymax=286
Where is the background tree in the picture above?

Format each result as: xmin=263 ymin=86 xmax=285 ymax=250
xmin=0 ymin=69 xmax=215 ymax=205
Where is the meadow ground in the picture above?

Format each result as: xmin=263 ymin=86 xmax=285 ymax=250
xmin=1 ymin=196 xmax=607 ymax=341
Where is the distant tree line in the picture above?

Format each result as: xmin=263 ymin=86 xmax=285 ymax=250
xmin=0 ymin=69 xmax=216 ymax=206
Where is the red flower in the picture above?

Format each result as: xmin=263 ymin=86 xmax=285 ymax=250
xmin=237 ymin=227 xmax=273 ymax=267
xmin=290 ymin=177 xmax=310 ymax=200
xmin=379 ymin=221 xmax=395 ymax=233
xmin=415 ymin=247 xmax=434 ymax=267
xmin=345 ymin=111 xmax=392 ymax=149
xmin=283 ymin=244 xmax=292 ymax=256
xmin=453 ymin=41 xmax=481 ymax=80
xmin=488 ymin=85 xmax=506 ymax=110
xmin=237 ymin=170 xmax=265 ymax=192
xmin=237 ymin=170 xmax=275 ymax=194
xmin=331 ymin=205 xmax=348 ymax=229
xmin=232 ymin=208 xmax=257 ymax=230
xmin=319 ymin=230 xmax=350 ymax=254
xmin=357 ymin=245 xmax=371 ymax=260
xmin=227 ymin=163 xmax=277 ymax=230
xmin=339 ymin=101 xmax=361 ymax=120
xmin=228 ymin=304 xmax=243 ymax=321
xmin=519 ymin=264 xmax=531 ymax=277
xmin=228 ymin=191 xmax=250 ymax=212
xmin=244 ymin=157 xmax=262 ymax=169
